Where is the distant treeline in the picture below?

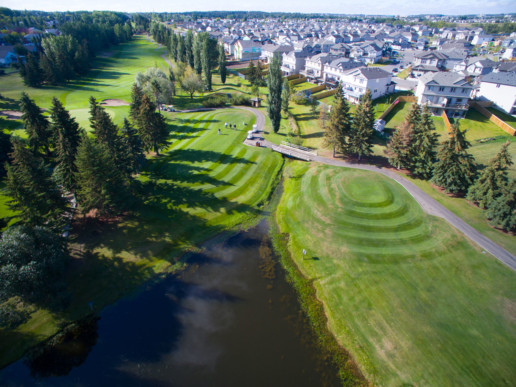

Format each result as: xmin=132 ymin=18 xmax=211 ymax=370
xmin=17 ymin=12 xmax=140 ymax=87
xmin=152 ymin=11 xmax=346 ymax=21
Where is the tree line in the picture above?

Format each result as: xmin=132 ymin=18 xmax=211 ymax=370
xmin=19 ymin=16 xmax=133 ymax=87
xmin=0 ymin=87 xmax=169 ymax=323
xmin=150 ymin=22 xmax=224 ymax=93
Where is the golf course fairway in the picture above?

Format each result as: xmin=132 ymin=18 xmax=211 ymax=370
xmin=276 ymin=161 xmax=516 ymax=386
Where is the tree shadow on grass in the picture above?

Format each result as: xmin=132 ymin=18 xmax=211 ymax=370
xmin=157 ymin=148 xmax=255 ymax=165
xmin=143 ymin=162 xmax=231 ymax=187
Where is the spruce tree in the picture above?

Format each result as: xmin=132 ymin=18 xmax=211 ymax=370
xmin=50 ymin=98 xmax=81 ymax=192
xmin=348 ymin=89 xmax=374 ymax=160
xmin=406 ymin=102 xmax=421 ymax=128
xmin=130 ymin=83 xmax=145 ymax=122
xmin=136 ymin=94 xmax=168 ymax=155
xmin=467 ymin=141 xmax=513 ymax=208
xmin=486 ymin=179 xmax=516 ymax=232
xmin=432 ymin=122 xmax=477 ymax=194
xmin=410 ymin=105 xmax=438 ymax=179
xmin=385 ymin=120 xmax=413 ymax=170
xmin=75 ymin=135 xmax=130 ymax=217
xmin=323 ymin=84 xmax=351 ymax=157
xmin=120 ymin=118 xmax=144 ymax=174
xmin=169 ymin=33 xmax=177 ymax=62
xmin=0 ymin=130 xmax=12 ymax=177
xmin=176 ymin=36 xmax=185 ymax=63
xmin=267 ymin=52 xmax=283 ymax=134
xmin=5 ymin=138 xmax=67 ymax=228
xmin=19 ymin=92 xmax=51 ymax=155
xmin=20 ymin=53 xmax=42 ymax=87
xmin=281 ymin=78 xmax=291 ymax=114
xmin=219 ymin=44 xmax=227 ymax=85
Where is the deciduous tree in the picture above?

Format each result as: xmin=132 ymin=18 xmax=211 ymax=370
xmin=267 ymin=53 xmax=283 ymax=133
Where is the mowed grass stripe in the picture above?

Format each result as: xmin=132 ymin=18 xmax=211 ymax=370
xmin=276 ymin=161 xmax=516 ymax=386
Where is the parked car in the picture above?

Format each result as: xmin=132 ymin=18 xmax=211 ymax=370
xmin=247 ymin=131 xmax=254 ymax=140
xmin=392 ymin=68 xmax=399 ymax=73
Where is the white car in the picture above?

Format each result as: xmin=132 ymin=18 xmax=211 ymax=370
xmin=247 ymin=131 xmax=254 ymax=140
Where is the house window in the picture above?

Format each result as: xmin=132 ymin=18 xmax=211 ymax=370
xmin=456 ymin=98 xmax=462 ymax=103
xmin=462 ymin=88 xmax=467 ymax=93
xmin=428 ymin=86 xmax=433 ymax=91
xmin=450 ymin=87 xmax=456 ymax=92
xmin=374 ymin=89 xmax=378 ymax=93
xmin=439 ymin=87 xmax=445 ymax=92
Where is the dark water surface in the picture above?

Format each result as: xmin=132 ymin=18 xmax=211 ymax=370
xmin=0 ymin=220 xmax=340 ymax=386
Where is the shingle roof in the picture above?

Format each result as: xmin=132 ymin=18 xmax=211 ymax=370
xmin=419 ymin=71 xmax=471 ymax=87
xmin=481 ymin=72 xmax=516 ymax=87
xmin=345 ymin=67 xmax=391 ymax=79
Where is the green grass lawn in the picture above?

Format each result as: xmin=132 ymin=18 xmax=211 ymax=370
xmin=276 ymin=161 xmax=516 ymax=386
xmin=0 ymin=35 xmax=168 ymax=130
xmin=486 ymin=107 xmax=516 ymax=128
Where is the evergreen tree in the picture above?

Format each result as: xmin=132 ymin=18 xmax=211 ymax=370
xmin=50 ymin=97 xmax=81 ymax=192
xmin=19 ymin=92 xmax=51 ymax=155
xmin=323 ymin=84 xmax=351 ymax=157
xmin=5 ymin=138 xmax=67 ymax=228
xmin=410 ymin=105 xmax=438 ymax=179
xmin=267 ymin=52 xmax=283 ymax=134
xmin=348 ymin=89 xmax=374 ymax=160
xmin=432 ymin=122 xmax=477 ymax=194
xmin=467 ymin=141 xmax=513 ymax=208
xmin=406 ymin=102 xmax=421 ymax=128
xmin=120 ymin=118 xmax=144 ymax=174
xmin=74 ymin=135 xmax=130 ymax=216
xmin=19 ymin=52 xmax=42 ymax=87
xmin=486 ymin=179 xmax=516 ymax=232
xmin=185 ymin=30 xmax=194 ymax=68
xmin=176 ymin=35 xmax=185 ymax=63
xmin=281 ymin=78 xmax=291 ymax=114
xmin=218 ymin=44 xmax=227 ymax=84
xmin=201 ymin=38 xmax=212 ymax=91
xmin=136 ymin=94 xmax=168 ymax=155
xmin=193 ymin=34 xmax=203 ymax=75
xmin=169 ymin=32 xmax=178 ymax=62
xmin=385 ymin=120 xmax=413 ymax=170
xmin=130 ymin=83 xmax=145 ymax=122
xmin=0 ymin=130 xmax=12 ymax=177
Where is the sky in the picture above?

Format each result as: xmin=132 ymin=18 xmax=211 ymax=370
xmin=1 ymin=0 xmax=515 ymax=16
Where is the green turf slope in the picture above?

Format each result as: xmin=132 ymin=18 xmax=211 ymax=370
xmin=276 ymin=161 xmax=516 ymax=386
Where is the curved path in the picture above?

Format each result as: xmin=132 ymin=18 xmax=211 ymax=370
xmin=239 ymin=106 xmax=516 ymax=272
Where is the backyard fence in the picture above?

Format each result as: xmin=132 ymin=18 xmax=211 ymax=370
xmin=469 ymin=101 xmax=516 ymax=136
xmin=442 ymin=111 xmax=452 ymax=133
xmin=313 ymin=89 xmax=337 ymax=100
xmin=289 ymin=76 xmax=307 ymax=85
xmin=377 ymin=95 xmax=417 ymax=121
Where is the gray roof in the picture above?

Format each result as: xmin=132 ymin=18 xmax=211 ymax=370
xmin=481 ymin=72 xmax=516 ymax=87
xmin=419 ymin=71 xmax=471 ymax=87
xmin=415 ymin=51 xmax=449 ymax=60
xmin=346 ymin=67 xmax=391 ymax=80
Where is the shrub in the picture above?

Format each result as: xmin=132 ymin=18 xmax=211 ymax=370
xmin=230 ymin=93 xmax=252 ymax=106
xmin=202 ymin=94 xmax=228 ymax=107
xmin=291 ymin=93 xmax=312 ymax=105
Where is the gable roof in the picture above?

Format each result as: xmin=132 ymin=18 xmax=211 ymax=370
xmin=345 ymin=66 xmax=391 ymax=80
xmin=419 ymin=71 xmax=471 ymax=87
xmin=481 ymin=72 xmax=516 ymax=87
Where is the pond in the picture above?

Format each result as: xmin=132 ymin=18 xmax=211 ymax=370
xmin=0 ymin=220 xmax=340 ymax=386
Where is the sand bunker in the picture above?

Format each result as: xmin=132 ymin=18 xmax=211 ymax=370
xmin=100 ymin=99 xmax=129 ymax=107
xmin=0 ymin=110 xmax=23 ymax=120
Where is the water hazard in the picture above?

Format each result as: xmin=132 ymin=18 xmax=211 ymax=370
xmin=0 ymin=220 xmax=340 ymax=386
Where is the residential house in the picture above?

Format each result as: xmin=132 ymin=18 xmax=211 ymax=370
xmin=412 ymin=51 xmax=449 ymax=77
xmin=0 ymin=46 xmax=17 ymax=66
xmin=339 ymin=67 xmax=394 ymax=103
xmin=301 ymin=53 xmax=335 ymax=82
xmin=234 ymin=40 xmax=262 ymax=61
xmin=260 ymin=44 xmax=293 ymax=63
xmin=349 ymin=42 xmax=382 ymax=64
xmin=453 ymin=57 xmax=496 ymax=77
xmin=281 ymin=50 xmax=309 ymax=76
xmin=323 ymin=58 xmax=363 ymax=85
xmin=415 ymin=72 xmax=474 ymax=118
xmin=477 ymin=72 xmax=516 ymax=115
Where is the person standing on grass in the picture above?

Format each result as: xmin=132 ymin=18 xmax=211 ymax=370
xmin=225 ymin=122 xmax=227 ymax=128
xmin=218 ymin=128 xmax=221 ymax=135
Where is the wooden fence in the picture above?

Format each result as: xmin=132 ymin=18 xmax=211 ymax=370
xmin=313 ymin=89 xmax=337 ymax=100
xmin=469 ymin=101 xmax=516 ymax=136
xmin=289 ymin=76 xmax=307 ymax=85
xmin=286 ymin=74 xmax=302 ymax=80
xmin=306 ymin=84 xmax=326 ymax=94
xmin=441 ymin=111 xmax=452 ymax=133
xmin=377 ymin=95 xmax=417 ymax=121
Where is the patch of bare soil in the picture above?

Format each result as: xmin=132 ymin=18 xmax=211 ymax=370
xmin=100 ymin=99 xmax=129 ymax=107
xmin=0 ymin=110 xmax=22 ymax=120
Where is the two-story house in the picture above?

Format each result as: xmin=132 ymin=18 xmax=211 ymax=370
xmin=349 ymin=42 xmax=383 ymax=64
xmin=323 ymin=58 xmax=363 ymax=85
xmin=415 ymin=72 xmax=474 ymax=118
xmin=234 ymin=40 xmax=262 ymax=61
xmin=281 ymin=50 xmax=309 ymax=76
xmin=260 ymin=44 xmax=293 ymax=64
xmin=477 ymin=72 xmax=516 ymax=115
xmin=453 ymin=58 xmax=496 ymax=78
xmin=339 ymin=67 xmax=394 ymax=104
xmin=412 ymin=51 xmax=449 ymax=77
xmin=301 ymin=53 xmax=336 ymax=82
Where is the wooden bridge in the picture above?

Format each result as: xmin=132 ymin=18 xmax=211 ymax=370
xmin=271 ymin=143 xmax=316 ymax=161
